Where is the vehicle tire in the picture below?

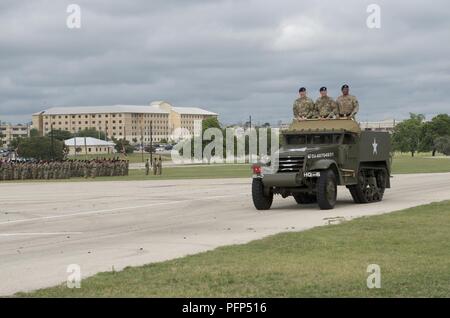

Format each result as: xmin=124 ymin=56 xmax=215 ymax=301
xmin=293 ymin=193 xmax=317 ymax=204
xmin=316 ymin=169 xmax=337 ymax=210
xmin=252 ymin=178 xmax=273 ymax=210
xmin=351 ymin=168 xmax=386 ymax=203
xmin=347 ymin=185 xmax=362 ymax=203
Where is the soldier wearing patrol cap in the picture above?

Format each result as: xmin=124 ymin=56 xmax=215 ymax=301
xmin=315 ymin=87 xmax=338 ymax=119
xmin=336 ymin=84 xmax=359 ymax=119
xmin=293 ymin=87 xmax=316 ymax=120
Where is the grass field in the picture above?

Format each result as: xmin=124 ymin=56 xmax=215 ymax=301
xmin=19 ymin=200 xmax=450 ymax=297
xmin=391 ymin=152 xmax=450 ymax=174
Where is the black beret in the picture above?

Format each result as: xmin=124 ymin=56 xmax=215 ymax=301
xmin=341 ymin=84 xmax=349 ymax=90
xmin=319 ymin=86 xmax=327 ymax=92
xmin=299 ymin=87 xmax=306 ymax=92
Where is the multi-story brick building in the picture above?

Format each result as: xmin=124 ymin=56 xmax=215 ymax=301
xmin=0 ymin=124 xmax=30 ymax=147
xmin=31 ymin=101 xmax=217 ymax=143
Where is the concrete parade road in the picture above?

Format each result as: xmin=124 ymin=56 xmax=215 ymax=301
xmin=1 ymin=173 xmax=449 ymax=296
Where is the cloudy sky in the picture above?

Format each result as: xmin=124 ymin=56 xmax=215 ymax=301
xmin=0 ymin=0 xmax=449 ymax=125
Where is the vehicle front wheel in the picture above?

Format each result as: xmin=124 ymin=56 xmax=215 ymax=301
xmin=317 ymin=169 xmax=337 ymax=210
xmin=252 ymin=178 xmax=273 ymax=210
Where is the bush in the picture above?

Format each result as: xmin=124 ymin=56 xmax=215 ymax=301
xmin=434 ymin=136 xmax=450 ymax=155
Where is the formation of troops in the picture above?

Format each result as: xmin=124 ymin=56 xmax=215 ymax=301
xmin=145 ymin=155 xmax=163 ymax=175
xmin=293 ymin=84 xmax=359 ymax=120
xmin=0 ymin=158 xmax=129 ymax=181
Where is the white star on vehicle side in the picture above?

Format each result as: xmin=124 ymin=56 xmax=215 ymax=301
xmin=372 ymin=138 xmax=378 ymax=155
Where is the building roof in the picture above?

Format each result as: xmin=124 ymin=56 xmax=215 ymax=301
xmin=33 ymin=103 xmax=217 ymax=116
xmin=64 ymin=137 xmax=115 ymax=147
xmin=172 ymin=107 xmax=217 ymax=115
xmin=34 ymin=105 xmax=168 ymax=116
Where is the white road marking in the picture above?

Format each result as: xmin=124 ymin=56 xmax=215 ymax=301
xmin=0 ymin=193 xmax=247 ymax=227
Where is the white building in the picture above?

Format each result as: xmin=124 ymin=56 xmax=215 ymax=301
xmin=64 ymin=137 xmax=116 ymax=155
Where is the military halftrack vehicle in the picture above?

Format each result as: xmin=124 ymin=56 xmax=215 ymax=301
xmin=252 ymin=119 xmax=392 ymax=210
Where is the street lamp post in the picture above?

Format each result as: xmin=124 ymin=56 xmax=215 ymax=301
xmin=149 ymin=121 xmax=153 ymax=167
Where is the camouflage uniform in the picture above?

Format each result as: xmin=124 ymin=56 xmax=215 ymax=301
xmin=336 ymin=94 xmax=359 ymax=118
xmin=152 ymin=158 xmax=157 ymax=175
xmin=157 ymin=157 xmax=162 ymax=175
xmin=315 ymin=96 xmax=338 ymax=119
xmin=145 ymin=160 xmax=149 ymax=175
xmin=293 ymin=97 xmax=316 ymax=119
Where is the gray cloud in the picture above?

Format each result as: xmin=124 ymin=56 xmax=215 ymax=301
xmin=0 ymin=0 xmax=449 ymax=125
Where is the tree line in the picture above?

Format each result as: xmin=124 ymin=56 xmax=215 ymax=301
xmin=392 ymin=113 xmax=450 ymax=156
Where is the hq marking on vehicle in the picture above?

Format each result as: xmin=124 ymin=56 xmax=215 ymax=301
xmin=251 ymin=119 xmax=392 ymax=210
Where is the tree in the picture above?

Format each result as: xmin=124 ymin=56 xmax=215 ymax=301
xmin=419 ymin=114 xmax=450 ymax=155
xmin=76 ymin=128 xmax=106 ymax=140
xmin=434 ymin=136 xmax=450 ymax=155
xmin=112 ymin=137 xmax=134 ymax=154
xmin=16 ymin=137 xmax=65 ymax=160
xmin=29 ymin=128 xmax=39 ymax=137
xmin=49 ymin=129 xmax=73 ymax=141
xmin=392 ymin=113 xmax=425 ymax=157
xmin=202 ymin=117 xmax=221 ymax=131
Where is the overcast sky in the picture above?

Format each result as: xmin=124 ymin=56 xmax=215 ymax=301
xmin=0 ymin=0 xmax=449 ymax=125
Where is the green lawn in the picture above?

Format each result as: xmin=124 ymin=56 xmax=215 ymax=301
xmin=392 ymin=152 xmax=450 ymax=174
xmin=19 ymin=200 xmax=450 ymax=297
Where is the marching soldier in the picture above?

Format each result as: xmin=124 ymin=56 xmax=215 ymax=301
xmin=157 ymin=156 xmax=162 ymax=175
xmin=91 ymin=160 xmax=97 ymax=178
xmin=145 ymin=159 xmax=150 ymax=175
xmin=315 ymin=87 xmax=338 ymax=119
xmin=152 ymin=157 xmax=158 ymax=175
xmin=336 ymin=84 xmax=359 ymax=119
xmin=293 ymin=87 xmax=316 ymax=120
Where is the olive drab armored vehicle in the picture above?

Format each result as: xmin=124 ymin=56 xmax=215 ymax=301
xmin=251 ymin=119 xmax=392 ymax=210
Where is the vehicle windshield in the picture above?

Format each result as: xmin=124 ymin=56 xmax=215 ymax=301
xmin=285 ymin=133 xmax=342 ymax=145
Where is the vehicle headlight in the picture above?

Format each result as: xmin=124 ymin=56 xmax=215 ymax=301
xmin=259 ymin=155 xmax=271 ymax=165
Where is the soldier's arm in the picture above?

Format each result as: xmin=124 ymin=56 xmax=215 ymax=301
xmin=335 ymin=97 xmax=341 ymax=117
xmin=293 ymin=102 xmax=299 ymax=119
xmin=351 ymin=97 xmax=359 ymax=116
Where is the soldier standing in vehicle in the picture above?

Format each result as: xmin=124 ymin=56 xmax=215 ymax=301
xmin=336 ymin=84 xmax=359 ymax=119
xmin=315 ymin=87 xmax=338 ymax=119
xmin=293 ymin=87 xmax=316 ymax=120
